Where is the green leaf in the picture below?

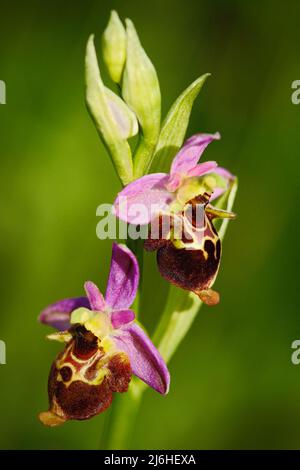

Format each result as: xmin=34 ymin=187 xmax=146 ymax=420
xmin=85 ymin=35 xmax=133 ymax=186
xmin=151 ymin=74 xmax=210 ymax=174
xmin=122 ymin=19 xmax=161 ymax=178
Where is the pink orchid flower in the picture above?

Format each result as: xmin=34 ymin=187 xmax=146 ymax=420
xmin=114 ymin=133 xmax=236 ymax=306
xmin=114 ymin=133 xmax=234 ymax=225
xmin=38 ymin=243 xmax=170 ymax=427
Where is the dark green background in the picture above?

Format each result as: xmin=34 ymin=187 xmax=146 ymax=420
xmin=0 ymin=0 xmax=299 ymax=449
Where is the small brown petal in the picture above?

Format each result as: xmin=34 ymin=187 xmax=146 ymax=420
xmin=38 ymin=411 xmax=66 ymax=427
xmin=197 ymin=289 xmax=220 ymax=306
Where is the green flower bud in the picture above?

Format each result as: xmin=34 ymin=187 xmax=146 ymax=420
xmin=102 ymin=11 xmax=126 ymax=83
xmin=85 ymin=35 xmax=133 ymax=186
xmin=122 ymin=19 xmax=161 ymax=178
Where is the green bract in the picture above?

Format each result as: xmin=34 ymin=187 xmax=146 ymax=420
xmin=104 ymin=87 xmax=138 ymax=139
xmin=122 ymin=19 xmax=161 ymax=178
xmin=151 ymin=74 xmax=210 ymax=173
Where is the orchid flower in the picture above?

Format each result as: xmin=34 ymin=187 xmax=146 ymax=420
xmin=114 ymin=133 xmax=236 ymax=305
xmin=38 ymin=243 xmax=170 ymax=427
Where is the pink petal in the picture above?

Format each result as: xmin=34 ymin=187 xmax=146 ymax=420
xmin=210 ymin=166 xmax=235 ymax=201
xmin=111 ymin=309 xmax=135 ymax=329
xmin=84 ymin=281 xmax=106 ymax=311
xmin=210 ymin=187 xmax=226 ymax=201
xmin=187 ymin=160 xmax=218 ymax=177
xmin=113 ymin=173 xmax=172 ymax=225
xmin=113 ymin=323 xmax=170 ymax=394
xmin=165 ymin=173 xmax=182 ymax=192
xmin=105 ymin=243 xmax=139 ymax=310
xmin=214 ymin=166 xmax=235 ymax=181
xmin=170 ymin=132 xmax=221 ymax=176
xmin=39 ymin=297 xmax=91 ymax=331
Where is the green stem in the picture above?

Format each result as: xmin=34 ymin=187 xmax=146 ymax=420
xmin=133 ymin=134 xmax=156 ymax=179
xmin=134 ymin=288 xmax=201 ymax=397
xmin=126 ymin=237 xmax=144 ymax=317
xmin=100 ymin=382 xmax=142 ymax=450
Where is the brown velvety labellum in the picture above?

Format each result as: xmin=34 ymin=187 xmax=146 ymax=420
xmin=144 ymin=214 xmax=172 ymax=252
xmin=157 ymin=236 xmax=221 ymax=294
xmin=145 ymin=195 xmax=222 ymax=303
xmin=39 ymin=325 xmax=131 ymax=426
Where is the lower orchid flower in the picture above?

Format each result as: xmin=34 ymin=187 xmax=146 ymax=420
xmin=38 ymin=243 xmax=170 ymax=427
xmin=114 ymin=133 xmax=236 ymax=305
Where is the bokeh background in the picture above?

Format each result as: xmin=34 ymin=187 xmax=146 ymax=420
xmin=0 ymin=0 xmax=300 ymax=449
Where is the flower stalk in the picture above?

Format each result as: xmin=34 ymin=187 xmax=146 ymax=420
xmin=126 ymin=237 xmax=144 ymax=317
xmin=39 ymin=10 xmax=238 ymax=450
xmin=102 ymin=178 xmax=238 ymax=448
xmin=101 ymin=382 xmax=142 ymax=450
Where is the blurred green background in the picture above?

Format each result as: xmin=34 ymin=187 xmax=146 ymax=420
xmin=0 ymin=0 xmax=300 ymax=449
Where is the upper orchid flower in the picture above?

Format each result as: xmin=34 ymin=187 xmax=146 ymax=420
xmin=38 ymin=243 xmax=170 ymax=427
xmin=114 ymin=133 xmax=236 ymax=305
xmin=114 ymin=133 xmax=233 ymax=225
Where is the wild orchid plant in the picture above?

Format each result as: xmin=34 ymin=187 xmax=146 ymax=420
xmin=38 ymin=11 xmax=238 ymax=448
